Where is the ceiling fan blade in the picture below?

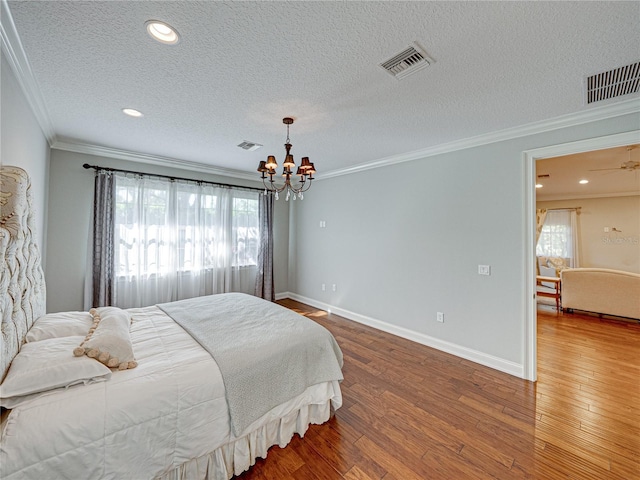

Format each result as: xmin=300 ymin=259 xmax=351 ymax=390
xmin=588 ymin=162 xmax=640 ymax=172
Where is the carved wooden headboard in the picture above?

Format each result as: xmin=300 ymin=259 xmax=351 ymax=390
xmin=1 ymin=166 xmax=46 ymax=381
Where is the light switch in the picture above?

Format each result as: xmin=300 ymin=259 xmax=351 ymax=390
xmin=478 ymin=265 xmax=491 ymax=276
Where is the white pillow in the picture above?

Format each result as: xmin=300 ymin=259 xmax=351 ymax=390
xmin=0 ymin=336 xmax=111 ymax=408
xmin=539 ymin=265 xmax=558 ymax=288
xmin=74 ymin=307 xmax=137 ymax=370
xmin=25 ymin=311 xmax=94 ymax=343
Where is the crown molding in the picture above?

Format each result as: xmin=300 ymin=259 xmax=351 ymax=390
xmin=537 ymin=191 xmax=640 ymax=202
xmin=1 ymin=0 xmax=56 ymax=144
xmin=3 ymin=0 xmax=637 ymax=181
xmin=319 ymin=97 xmax=640 ymax=180
xmin=50 ymin=97 xmax=640 ymax=182
xmin=51 ymin=140 xmax=259 ymax=182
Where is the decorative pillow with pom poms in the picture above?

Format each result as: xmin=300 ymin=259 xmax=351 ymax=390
xmin=74 ymin=307 xmax=137 ymax=370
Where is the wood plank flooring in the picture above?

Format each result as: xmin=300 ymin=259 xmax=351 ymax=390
xmin=237 ymin=301 xmax=640 ymax=479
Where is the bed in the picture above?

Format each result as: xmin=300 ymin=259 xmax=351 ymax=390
xmin=0 ymin=166 xmax=344 ymax=479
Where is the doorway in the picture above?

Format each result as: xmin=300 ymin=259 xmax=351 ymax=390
xmin=523 ymin=130 xmax=640 ymax=381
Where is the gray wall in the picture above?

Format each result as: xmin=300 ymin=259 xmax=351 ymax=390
xmin=5 ymin=39 xmax=638 ymax=374
xmin=289 ymin=113 xmax=639 ymax=368
xmin=46 ymin=150 xmax=289 ymax=313
xmin=1 ymin=51 xmax=49 ymax=256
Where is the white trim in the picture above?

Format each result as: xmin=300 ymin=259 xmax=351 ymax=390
xmin=320 ymin=98 xmax=640 ymax=180
xmin=274 ymin=291 xmax=290 ymax=301
xmin=51 ymin=140 xmax=260 ymax=182
xmin=525 ymin=130 xmax=640 ymax=160
xmin=523 ymin=150 xmax=538 ymax=382
xmin=523 ymin=129 xmax=640 ymax=382
xmin=285 ymin=293 xmax=524 ymax=378
xmin=50 ymin=98 xmax=638 ymax=181
xmin=0 ymin=0 xmax=56 ymax=143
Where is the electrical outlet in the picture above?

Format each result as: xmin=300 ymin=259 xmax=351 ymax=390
xmin=332 ymin=284 xmax=337 ymax=292
xmin=436 ymin=312 xmax=444 ymax=323
xmin=321 ymin=283 xmax=326 ymax=291
xmin=478 ymin=265 xmax=491 ymax=276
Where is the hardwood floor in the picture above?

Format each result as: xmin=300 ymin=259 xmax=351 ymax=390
xmin=238 ymin=300 xmax=640 ymax=479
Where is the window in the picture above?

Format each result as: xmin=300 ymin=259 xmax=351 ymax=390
xmin=113 ymin=175 xmax=259 ymax=278
xmin=232 ymin=194 xmax=259 ymax=267
xmin=536 ymin=209 xmax=579 ymax=267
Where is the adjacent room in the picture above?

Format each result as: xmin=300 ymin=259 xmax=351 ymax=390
xmin=535 ymin=145 xmax=640 ymax=317
xmin=1 ymin=1 xmax=639 ymax=479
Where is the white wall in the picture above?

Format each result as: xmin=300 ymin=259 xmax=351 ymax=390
xmin=289 ymin=112 xmax=639 ymax=375
xmin=1 ymin=51 xmax=49 ymax=256
xmin=46 ymin=149 xmax=289 ymax=313
xmin=538 ymin=196 xmax=640 ymax=273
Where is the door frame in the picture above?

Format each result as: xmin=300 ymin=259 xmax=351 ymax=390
xmin=523 ymin=130 xmax=640 ymax=381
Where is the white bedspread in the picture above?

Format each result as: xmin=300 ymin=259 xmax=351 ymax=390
xmin=158 ymin=293 xmax=344 ymax=436
xmin=0 ymin=305 xmax=342 ymax=479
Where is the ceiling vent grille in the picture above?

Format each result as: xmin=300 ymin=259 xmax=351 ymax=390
xmin=237 ymin=141 xmax=262 ymax=151
xmin=380 ymin=42 xmax=434 ymax=80
xmin=586 ymin=61 xmax=640 ymax=104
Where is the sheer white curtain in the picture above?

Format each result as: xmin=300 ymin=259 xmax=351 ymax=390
xmin=112 ymin=173 xmax=259 ymax=308
xmin=536 ymin=209 xmax=580 ymax=268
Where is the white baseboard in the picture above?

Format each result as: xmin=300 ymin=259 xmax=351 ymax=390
xmin=283 ymin=292 xmax=524 ymax=379
xmin=274 ymin=291 xmax=291 ymax=301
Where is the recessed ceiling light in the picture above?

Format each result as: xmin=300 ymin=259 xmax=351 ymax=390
xmin=145 ymin=20 xmax=180 ymax=45
xmin=535 ymin=184 xmax=543 ymax=188
xmin=579 ymin=179 xmax=589 ymax=184
xmin=122 ymin=108 xmax=143 ymax=117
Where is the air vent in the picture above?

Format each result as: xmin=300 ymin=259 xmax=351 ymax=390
xmin=537 ymin=174 xmax=550 ymax=178
xmin=379 ymin=42 xmax=434 ymax=80
xmin=237 ymin=141 xmax=262 ymax=151
xmin=586 ymin=61 xmax=640 ymax=104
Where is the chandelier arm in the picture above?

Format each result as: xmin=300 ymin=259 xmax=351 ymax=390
xmin=262 ymin=177 xmax=289 ymax=194
xmin=261 ymin=177 xmax=275 ymax=192
xmin=299 ymin=179 xmax=313 ymax=193
xmin=289 ymin=182 xmax=308 ymax=194
xmin=286 ymin=176 xmax=308 ymax=194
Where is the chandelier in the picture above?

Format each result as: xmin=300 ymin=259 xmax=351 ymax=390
xmin=257 ymin=117 xmax=316 ymax=200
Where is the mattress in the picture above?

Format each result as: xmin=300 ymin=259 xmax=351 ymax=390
xmin=0 ymin=305 xmax=342 ymax=479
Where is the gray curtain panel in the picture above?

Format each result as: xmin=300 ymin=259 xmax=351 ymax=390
xmin=254 ymin=192 xmax=275 ymax=301
xmin=91 ymin=170 xmax=115 ymax=307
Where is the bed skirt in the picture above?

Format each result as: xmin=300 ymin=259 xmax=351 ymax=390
xmin=157 ymin=398 xmax=333 ymax=480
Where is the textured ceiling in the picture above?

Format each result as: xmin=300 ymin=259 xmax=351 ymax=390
xmin=5 ymin=1 xmax=640 ymax=179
